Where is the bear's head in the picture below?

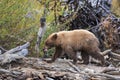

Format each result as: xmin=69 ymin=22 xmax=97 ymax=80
xmin=43 ymin=33 xmax=58 ymax=52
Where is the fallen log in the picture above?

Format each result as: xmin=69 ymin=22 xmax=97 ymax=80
xmin=0 ymin=42 xmax=30 ymax=64
xmin=3 ymin=42 xmax=30 ymax=54
xmin=108 ymin=52 xmax=120 ymax=60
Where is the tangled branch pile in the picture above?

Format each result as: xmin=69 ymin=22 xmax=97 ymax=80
xmin=0 ymin=55 xmax=120 ymax=80
xmin=96 ymin=16 xmax=120 ymax=52
xmin=58 ymin=0 xmax=120 ymax=52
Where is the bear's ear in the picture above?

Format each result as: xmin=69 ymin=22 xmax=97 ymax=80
xmin=52 ymin=33 xmax=57 ymax=40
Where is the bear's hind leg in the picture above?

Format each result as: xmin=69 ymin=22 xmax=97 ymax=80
xmin=72 ymin=53 xmax=77 ymax=64
xmin=89 ymin=50 xmax=105 ymax=65
xmin=81 ymin=51 xmax=89 ymax=64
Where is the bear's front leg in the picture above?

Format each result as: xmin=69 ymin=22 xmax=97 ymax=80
xmin=46 ymin=47 xmax=62 ymax=63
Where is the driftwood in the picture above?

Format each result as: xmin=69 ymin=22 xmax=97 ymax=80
xmin=0 ymin=57 xmax=119 ymax=80
xmin=101 ymin=67 xmax=118 ymax=73
xmin=106 ymin=71 xmax=120 ymax=75
xmin=89 ymin=73 xmax=120 ymax=80
xmin=101 ymin=49 xmax=112 ymax=56
xmin=108 ymin=52 xmax=120 ymax=60
xmin=35 ymin=17 xmax=46 ymax=57
xmin=101 ymin=49 xmax=120 ymax=60
xmin=67 ymin=61 xmax=81 ymax=73
xmin=3 ymin=42 xmax=30 ymax=54
xmin=101 ymin=67 xmax=120 ymax=75
xmin=0 ymin=42 xmax=30 ymax=64
xmin=0 ymin=46 xmax=7 ymax=54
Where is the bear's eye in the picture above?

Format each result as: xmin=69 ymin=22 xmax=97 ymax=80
xmin=48 ymin=43 xmax=53 ymax=46
xmin=45 ymin=42 xmax=49 ymax=45
xmin=45 ymin=42 xmax=54 ymax=47
xmin=46 ymin=42 xmax=51 ymax=46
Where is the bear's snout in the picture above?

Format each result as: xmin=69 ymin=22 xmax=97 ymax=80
xmin=42 ymin=47 xmax=48 ymax=58
xmin=43 ymin=46 xmax=48 ymax=52
xmin=43 ymin=48 xmax=48 ymax=52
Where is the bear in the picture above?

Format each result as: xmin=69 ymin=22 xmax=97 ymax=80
xmin=43 ymin=29 xmax=105 ymax=65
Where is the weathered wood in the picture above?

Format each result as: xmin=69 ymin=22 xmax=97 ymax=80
xmin=0 ymin=42 xmax=30 ymax=64
xmin=0 ymin=69 xmax=19 ymax=78
xmin=106 ymin=71 xmax=120 ymax=75
xmin=0 ymin=46 xmax=7 ymax=54
xmin=108 ymin=52 xmax=120 ymax=60
xmin=35 ymin=17 xmax=46 ymax=57
xmin=67 ymin=61 xmax=81 ymax=73
xmin=2 ymin=49 xmax=28 ymax=64
xmin=100 ymin=49 xmax=120 ymax=60
xmin=101 ymin=49 xmax=112 ymax=56
xmin=90 ymin=73 xmax=120 ymax=80
xmin=0 ymin=57 xmax=120 ymax=80
xmin=101 ymin=67 xmax=118 ymax=73
xmin=4 ymin=42 xmax=30 ymax=54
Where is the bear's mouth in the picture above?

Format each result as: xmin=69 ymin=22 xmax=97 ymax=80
xmin=43 ymin=45 xmax=52 ymax=52
xmin=43 ymin=48 xmax=48 ymax=54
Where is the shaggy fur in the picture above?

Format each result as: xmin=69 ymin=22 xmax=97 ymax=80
xmin=44 ymin=29 xmax=105 ymax=65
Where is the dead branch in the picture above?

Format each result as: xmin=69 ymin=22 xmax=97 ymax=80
xmin=108 ymin=52 xmax=120 ymax=60
xmin=90 ymin=73 xmax=120 ymax=80
xmin=0 ymin=46 xmax=7 ymax=54
xmin=35 ymin=17 xmax=46 ymax=57
xmin=101 ymin=49 xmax=112 ymax=56
xmin=100 ymin=49 xmax=120 ymax=60
xmin=67 ymin=61 xmax=81 ymax=73
xmin=101 ymin=67 xmax=118 ymax=73
xmin=106 ymin=71 xmax=120 ymax=75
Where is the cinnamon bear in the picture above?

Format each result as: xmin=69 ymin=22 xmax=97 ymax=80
xmin=43 ymin=29 xmax=105 ymax=65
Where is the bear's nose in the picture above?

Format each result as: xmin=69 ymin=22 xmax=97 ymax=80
xmin=42 ymin=48 xmax=48 ymax=58
xmin=43 ymin=48 xmax=48 ymax=53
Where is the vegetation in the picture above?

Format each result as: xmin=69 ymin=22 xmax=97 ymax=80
xmin=111 ymin=0 xmax=120 ymax=17
xmin=0 ymin=0 xmax=119 ymax=57
xmin=0 ymin=0 xmax=61 ymax=56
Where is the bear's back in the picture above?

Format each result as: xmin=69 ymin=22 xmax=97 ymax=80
xmin=57 ymin=29 xmax=99 ymax=49
xmin=58 ymin=29 xmax=97 ymax=40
